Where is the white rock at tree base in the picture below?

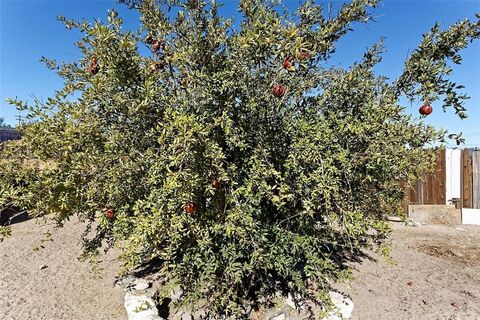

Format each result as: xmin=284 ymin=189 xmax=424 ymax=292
xmin=170 ymin=285 xmax=184 ymax=301
xmin=324 ymin=291 xmax=354 ymax=320
xmin=124 ymin=292 xmax=164 ymax=320
xmin=271 ymin=312 xmax=288 ymax=320
xmin=118 ymin=277 xmax=151 ymax=291
xmin=115 ymin=276 xmax=136 ymax=287
xmin=130 ymin=278 xmax=151 ymax=291
xmin=387 ymin=216 xmax=403 ymax=222
xmin=181 ymin=312 xmax=192 ymax=320
xmin=121 ymin=280 xmax=352 ymax=320
xmin=285 ymin=292 xmax=304 ymax=310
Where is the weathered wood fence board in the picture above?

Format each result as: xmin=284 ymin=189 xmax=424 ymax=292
xmin=472 ymin=150 xmax=480 ymax=209
xmin=406 ymin=149 xmax=446 ymax=206
xmin=462 ymin=149 xmax=473 ymax=208
xmin=405 ymin=148 xmax=480 ymax=210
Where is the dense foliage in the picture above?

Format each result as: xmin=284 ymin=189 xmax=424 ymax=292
xmin=1 ymin=0 xmax=479 ymax=317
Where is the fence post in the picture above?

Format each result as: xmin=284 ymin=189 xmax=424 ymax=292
xmin=462 ymin=149 xmax=473 ymax=209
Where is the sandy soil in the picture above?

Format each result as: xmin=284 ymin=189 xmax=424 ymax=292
xmin=1 ymin=219 xmax=480 ymax=320
xmin=336 ymin=223 xmax=480 ymax=320
xmin=0 ymin=218 xmax=126 ymax=320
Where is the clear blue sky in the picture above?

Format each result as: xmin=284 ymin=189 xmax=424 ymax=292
xmin=1 ymin=0 xmax=479 ymax=146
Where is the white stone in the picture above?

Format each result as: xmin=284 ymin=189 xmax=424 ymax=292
xmin=285 ymin=292 xmax=295 ymax=309
xmin=271 ymin=312 xmax=287 ymax=320
xmin=285 ymin=292 xmax=304 ymax=310
xmin=324 ymin=291 xmax=354 ymax=320
xmin=124 ymin=292 xmax=163 ymax=320
xmin=181 ymin=312 xmax=192 ymax=320
xmin=170 ymin=285 xmax=184 ymax=301
xmin=407 ymin=220 xmax=423 ymax=227
xmin=122 ymin=277 xmax=151 ymax=291
xmin=115 ymin=276 xmax=136 ymax=287
xmin=171 ymin=309 xmax=193 ymax=320
xmin=131 ymin=278 xmax=151 ymax=291
xmin=39 ymin=264 xmax=48 ymax=270
xmin=387 ymin=216 xmax=403 ymax=222
xmin=191 ymin=308 xmax=207 ymax=319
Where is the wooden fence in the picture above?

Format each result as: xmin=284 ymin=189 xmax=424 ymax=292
xmin=463 ymin=149 xmax=480 ymax=209
xmin=407 ymin=149 xmax=446 ymax=205
xmin=405 ymin=148 xmax=480 ymax=210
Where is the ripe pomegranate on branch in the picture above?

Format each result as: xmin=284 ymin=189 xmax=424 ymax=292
xmin=419 ymin=103 xmax=433 ymax=116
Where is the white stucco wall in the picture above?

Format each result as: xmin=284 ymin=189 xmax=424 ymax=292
xmin=445 ymin=149 xmax=462 ymax=204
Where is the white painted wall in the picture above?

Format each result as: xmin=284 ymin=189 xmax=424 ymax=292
xmin=462 ymin=208 xmax=480 ymax=225
xmin=445 ymin=149 xmax=462 ymax=205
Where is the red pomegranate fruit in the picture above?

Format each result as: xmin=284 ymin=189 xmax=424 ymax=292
xmin=283 ymin=57 xmax=293 ymax=70
xmin=152 ymin=40 xmax=164 ymax=52
xmin=88 ymin=57 xmax=99 ymax=75
xmin=105 ymin=208 xmax=115 ymax=219
xmin=150 ymin=61 xmax=165 ymax=72
xmin=419 ymin=103 xmax=433 ymax=116
xmin=89 ymin=64 xmax=99 ymax=76
xmin=185 ymin=202 xmax=197 ymax=215
xmin=272 ymin=84 xmax=286 ymax=97
xmin=298 ymin=51 xmax=311 ymax=59
xmin=211 ymin=178 xmax=220 ymax=189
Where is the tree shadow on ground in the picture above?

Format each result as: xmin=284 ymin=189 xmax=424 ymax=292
xmin=131 ymin=257 xmax=165 ymax=279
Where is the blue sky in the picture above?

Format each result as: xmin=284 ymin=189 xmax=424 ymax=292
xmin=1 ymin=0 xmax=479 ymax=146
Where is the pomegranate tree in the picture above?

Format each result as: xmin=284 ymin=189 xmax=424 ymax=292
xmin=1 ymin=0 xmax=478 ymax=317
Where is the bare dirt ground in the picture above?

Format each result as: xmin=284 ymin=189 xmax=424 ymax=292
xmin=1 ymin=219 xmax=479 ymax=320
xmin=0 ymin=218 xmax=126 ymax=320
xmin=336 ymin=223 xmax=480 ymax=320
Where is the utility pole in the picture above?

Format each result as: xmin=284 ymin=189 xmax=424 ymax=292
xmin=15 ymin=115 xmax=24 ymax=126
